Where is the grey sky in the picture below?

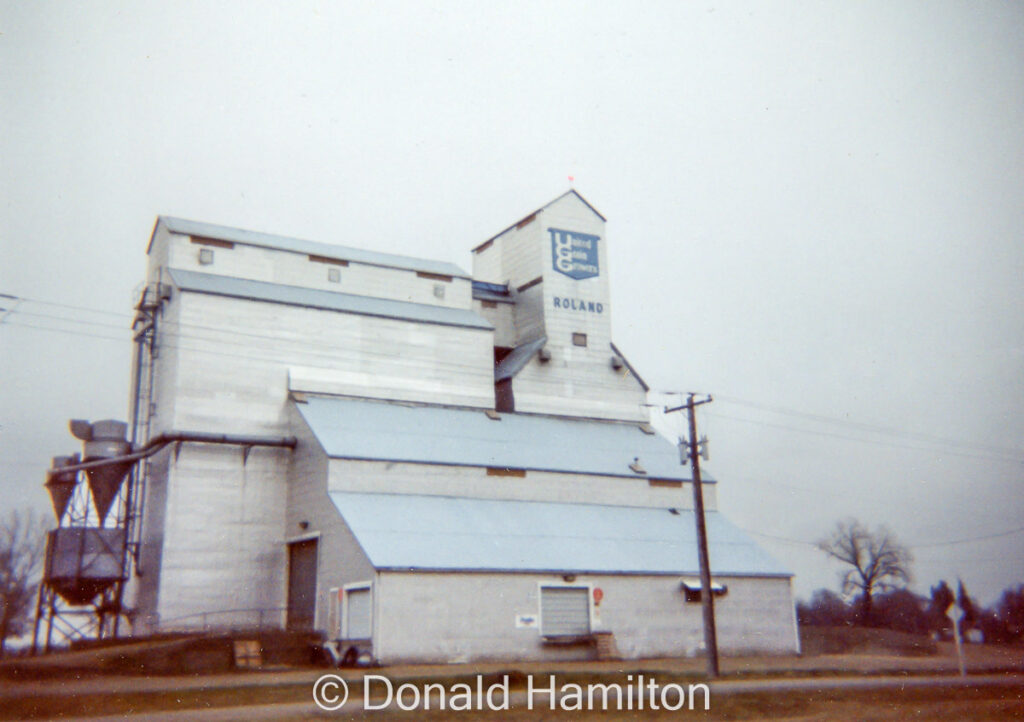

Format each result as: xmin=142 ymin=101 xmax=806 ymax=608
xmin=2 ymin=1 xmax=1022 ymax=604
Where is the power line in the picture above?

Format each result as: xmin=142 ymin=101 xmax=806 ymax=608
xmin=657 ymin=389 xmax=1024 ymax=461
xmin=912 ymin=526 xmax=1024 ymax=549
xmin=4 ymin=296 xmax=516 ymax=377
xmin=738 ymin=524 xmax=1024 ymax=552
xmin=10 ymin=310 xmax=1024 ymax=469
xmin=4 ymin=320 xmax=131 ymax=344
xmin=739 ymin=528 xmax=819 ymax=548
xmin=4 ymin=292 xmax=134 ymax=319
xmin=713 ymin=393 xmax=1022 ymax=458
xmin=11 ymin=293 xmax=1024 ymax=462
xmin=4 ymin=307 xmax=505 ymax=377
xmin=704 ymin=410 xmax=1024 ymax=466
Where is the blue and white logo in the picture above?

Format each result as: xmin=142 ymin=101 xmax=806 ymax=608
xmin=550 ymin=228 xmax=600 ymax=280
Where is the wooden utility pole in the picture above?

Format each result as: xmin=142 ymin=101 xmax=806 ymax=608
xmin=665 ymin=393 xmax=719 ymax=678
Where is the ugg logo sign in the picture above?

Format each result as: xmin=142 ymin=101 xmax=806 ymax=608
xmin=549 ymin=228 xmax=600 ymax=280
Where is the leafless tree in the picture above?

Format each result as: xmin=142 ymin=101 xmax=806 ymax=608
xmin=0 ymin=509 xmax=47 ymax=657
xmin=817 ymin=518 xmax=912 ymax=623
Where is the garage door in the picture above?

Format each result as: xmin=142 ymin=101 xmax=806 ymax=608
xmin=540 ymin=586 xmax=590 ymax=637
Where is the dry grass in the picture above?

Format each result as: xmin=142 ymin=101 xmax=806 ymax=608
xmin=2 ymin=631 xmax=1023 ymax=720
xmin=798 ymin=625 xmax=937 ymax=656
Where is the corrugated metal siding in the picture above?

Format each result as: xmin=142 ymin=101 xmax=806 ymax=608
xmin=327 ymin=491 xmax=791 ymax=576
xmin=300 ymin=396 xmax=699 ymax=481
xmin=158 ymin=217 xmax=470 ymax=278
xmin=540 ymin=587 xmax=590 ymax=636
xmin=166 ymin=269 xmax=492 ymax=330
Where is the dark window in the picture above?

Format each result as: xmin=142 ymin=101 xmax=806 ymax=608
xmin=487 ymin=467 xmax=526 ymax=477
xmin=191 ymin=236 xmax=235 ymax=249
xmin=308 ymin=254 xmax=349 ymax=266
xmin=417 ymin=271 xmax=453 ymax=282
xmin=572 ymin=333 xmax=587 ymax=347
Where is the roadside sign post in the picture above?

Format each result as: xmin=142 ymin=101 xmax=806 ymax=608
xmin=947 ymin=603 xmax=966 ymax=677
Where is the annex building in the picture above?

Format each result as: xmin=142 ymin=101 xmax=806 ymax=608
xmin=123 ymin=191 xmax=798 ymax=662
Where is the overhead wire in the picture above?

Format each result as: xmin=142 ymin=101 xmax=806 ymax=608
xmin=7 ymin=291 xmax=1023 ymax=554
xmin=702 ymin=410 xmax=1024 ymax=466
xmin=12 ymin=295 xmax=1024 ymax=448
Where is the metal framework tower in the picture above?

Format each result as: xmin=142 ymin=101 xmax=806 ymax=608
xmin=31 ymin=285 xmax=161 ymax=652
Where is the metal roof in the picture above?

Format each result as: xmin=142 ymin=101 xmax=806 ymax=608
xmin=471 ymin=280 xmax=514 ymax=304
xmin=297 ymin=395 xmax=706 ymax=481
xmin=610 ymin=342 xmax=650 ymax=392
xmin=166 ymin=269 xmax=493 ymax=330
xmin=474 ymin=190 xmax=607 ymax=251
xmin=494 ymin=336 xmax=547 ymax=382
xmin=154 ymin=216 xmax=471 ymax=279
xmin=328 ymin=491 xmax=791 ymax=577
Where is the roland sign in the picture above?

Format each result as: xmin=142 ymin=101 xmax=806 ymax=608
xmin=550 ymin=228 xmax=600 ymax=280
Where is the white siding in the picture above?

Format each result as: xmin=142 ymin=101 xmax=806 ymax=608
xmin=472 ymin=193 xmax=648 ymax=421
xmin=472 ymin=300 xmax=515 ymax=348
xmin=152 ymin=443 xmax=290 ymax=629
xmin=510 ymin=352 xmax=648 ymax=421
xmin=375 ymin=572 xmax=798 ymax=664
xmin=286 ymin=403 xmax=375 ymax=633
xmin=325 ymin=458 xmax=716 ymax=510
xmin=473 ymin=215 xmax=546 ymax=346
xmin=164 ymin=232 xmax=473 ymax=309
xmin=166 ymin=292 xmax=494 ymax=431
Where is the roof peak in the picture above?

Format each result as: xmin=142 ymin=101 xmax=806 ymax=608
xmin=476 ymin=189 xmax=607 ymax=250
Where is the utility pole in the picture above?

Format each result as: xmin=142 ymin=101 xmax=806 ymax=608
xmin=665 ymin=393 xmax=719 ymax=678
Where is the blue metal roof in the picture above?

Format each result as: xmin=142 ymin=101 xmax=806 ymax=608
xmin=471 ymin=280 xmax=513 ymax=304
xmin=495 ymin=337 xmax=547 ymax=382
xmin=328 ymin=491 xmax=791 ymax=577
xmin=297 ymin=395 xmax=706 ymax=482
xmin=155 ymin=216 xmax=471 ymax=279
xmin=166 ymin=269 xmax=493 ymax=330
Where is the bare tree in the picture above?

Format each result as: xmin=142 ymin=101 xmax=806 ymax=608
xmin=817 ymin=518 xmax=912 ymax=623
xmin=0 ymin=509 xmax=47 ymax=657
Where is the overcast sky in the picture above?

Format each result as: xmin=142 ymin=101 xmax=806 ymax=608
xmin=2 ymin=1 xmax=1022 ymax=605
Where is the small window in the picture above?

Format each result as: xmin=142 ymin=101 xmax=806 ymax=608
xmin=433 ymin=284 xmax=446 ymax=299
xmin=680 ymin=578 xmax=728 ymax=603
xmin=486 ymin=467 xmax=525 ymax=477
xmin=327 ymin=267 xmax=341 ymax=283
xmin=572 ymin=333 xmax=587 ymax=347
xmin=198 ymin=248 xmax=214 ymax=265
xmin=417 ymin=271 xmax=453 ymax=282
xmin=308 ymin=254 xmax=349 ymax=266
xmin=191 ymin=236 xmax=234 ymax=249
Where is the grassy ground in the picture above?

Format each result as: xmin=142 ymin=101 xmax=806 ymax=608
xmin=338 ymin=685 xmax=1024 ymax=721
xmin=7 ymin=680 xmax=1020 ymax=721
xmin=1 ymin=627 xmax=1022 ymax=720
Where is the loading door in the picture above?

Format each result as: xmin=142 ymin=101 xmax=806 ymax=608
xmin=345 ymin=586 xmax=372 ymax=640
xmin=540 ymin=586 xmax=591 ymax=637
xmin=286 ymin=539 xmax=318 ymax=630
